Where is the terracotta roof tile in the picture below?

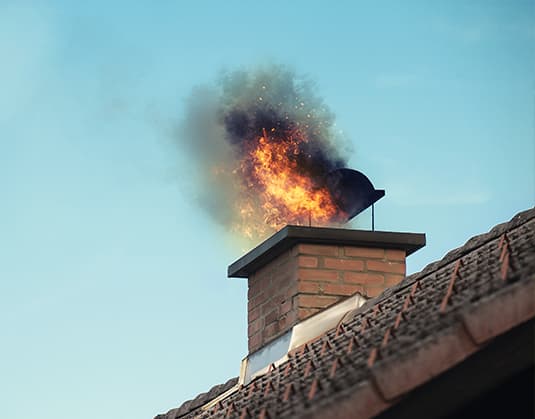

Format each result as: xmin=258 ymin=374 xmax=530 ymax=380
xmin=157 ymin=207 xmax=535 ymax=419
xmin=156 ymin=377 xmax=238 ymax=419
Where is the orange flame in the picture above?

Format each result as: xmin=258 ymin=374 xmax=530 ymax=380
xmin=232 ymin=128 xmax=342 ymax=239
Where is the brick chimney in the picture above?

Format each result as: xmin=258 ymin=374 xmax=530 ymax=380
xmin=228 ymin=226 xmax=425 ymax=354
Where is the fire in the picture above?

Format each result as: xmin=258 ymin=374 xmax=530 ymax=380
xmin=232 ymin=128 xmax=343 ymax=239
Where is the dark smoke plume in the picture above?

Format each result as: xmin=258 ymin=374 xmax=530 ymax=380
xmin=177 ymin=64 xmax=352 ymax=241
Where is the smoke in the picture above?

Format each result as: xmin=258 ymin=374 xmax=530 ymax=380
xmin=177 ymin=64 xmax=352 ymax=241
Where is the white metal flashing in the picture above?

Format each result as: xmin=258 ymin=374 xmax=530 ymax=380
xmin=200 ymin=293 xmax=367 ymax=411
xmin=242 ymin=293 xmax=367 ymax=385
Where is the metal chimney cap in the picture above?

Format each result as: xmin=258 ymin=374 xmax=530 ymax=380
xmin=325 ymin=168 xmax=385 ymax=222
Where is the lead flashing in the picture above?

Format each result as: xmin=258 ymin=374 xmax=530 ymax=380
xmin=228 ymin=225 xmax=426 ymax=278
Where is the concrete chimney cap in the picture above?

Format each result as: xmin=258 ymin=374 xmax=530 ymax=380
xmin=228 ymin=225 xmax=426 ymax=278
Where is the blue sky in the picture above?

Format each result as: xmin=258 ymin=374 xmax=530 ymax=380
xmin=0 ymin=1 xmax=533 ymax=418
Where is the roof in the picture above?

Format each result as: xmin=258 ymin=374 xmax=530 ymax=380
xmin=156 ymin=207 xmax=535 ymax=419
xmin=156 ymin=377 xmax=238 ymax=419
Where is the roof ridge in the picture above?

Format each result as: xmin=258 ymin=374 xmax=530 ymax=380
xmin=156 ymin=376 xmax=238 ymax=419
xmin=409 ymin=206 xmax=535 ymax=282
xmin=347 ymin=206 xmax=535 ymax=318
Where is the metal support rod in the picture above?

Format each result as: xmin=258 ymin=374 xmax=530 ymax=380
xmin=372 ymin=204 xmax=375 ymax=231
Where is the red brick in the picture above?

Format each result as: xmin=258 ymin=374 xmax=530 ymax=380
xmin=248 ymin=332 xmax=262 ymax=352
xmin=264 ymin=308 xmax=279 ymax=325
xmin=385 ymin=249 xmax=406 ymax=261
xmin=298 ymin=307 xmax=321 ymax=320
xmin=298 ymin=244 xmax=339 ymax=256
xmin=249 ymin=291 xmax=267 ymax=308
xmin=248 ymin=318 xmax=263 ymax=336
xmin=269 ymin=281 xmax=295 ymax=303
xmin=298 ymin=268 xmax=339 ymax=282
xmin=322 ymin=283 xmax=361 ymax=296
xmin=285 ymin=283 xmax=298 ymax=299
xmin=247 ymin=274 xmax=259 ymax=286
xmin=250 ymin=265 xmax=272 ymax=283
xmin=267 ymin=279 xmax=293 ymax=297
xmin=263 ymin=321 xmax=280 ymax=340
xmin=280 ymin=298 xmax=293 ymax=315
xmin=364 ymin=286 xmax=386 ymax=298
xmin=344 ymin=272 xmax=385 ymax=285
xmin=261 ymin=300 xmax=275 ymax=315
xmin=367 ymin=260 xmax=405 ymax=275
xmin=248 ymin=281 xmax=266 ymax=299
xmin=271 ymin=290 xmax=287 ymax=306
xmin=298 ymin=281 xmax=324 ymax=294
xmin=298 ymin=256 xmax=318 ymax=268
xmin=344 ymin=247 xmax=384 ymax=258
xmin=385 ymin=274 xmax=404 ymax=286
xmin=248 ymin=305 xmax=261 ymax=322
xmin=248 ymin=271 xmax=263 ymax=285
xmin=324 ymin=258 xmax=364 ymax=271
xmin=299 ymin=294 xmax=339 ymax=309
xmin=273 ymin=287 xmax=295 ymax=306
xmin=278 ymin=310 xmax=297 ymax=330
xmin=273 ymin=249 xmax=291 ymax=265
xmin=276 ymin=260 xmax=295 ymax=278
